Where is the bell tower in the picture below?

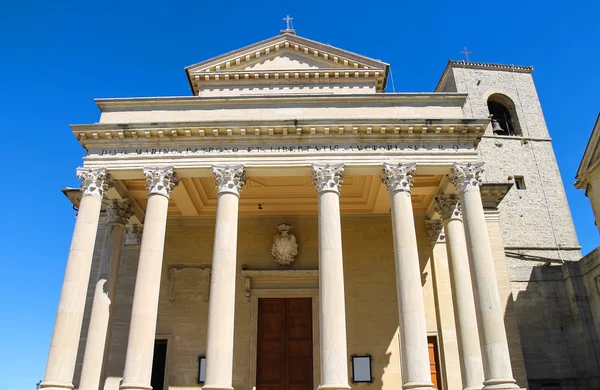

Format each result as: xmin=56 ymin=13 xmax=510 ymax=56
xmin=436 ymin=60 xmax=580 ymax=263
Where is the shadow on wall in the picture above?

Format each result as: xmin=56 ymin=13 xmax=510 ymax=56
xmin=508 ymin=262 xmax=600 ymax=390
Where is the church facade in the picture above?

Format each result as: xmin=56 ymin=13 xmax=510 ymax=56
xmin=40 ymin=30 xmax=597 ymax=390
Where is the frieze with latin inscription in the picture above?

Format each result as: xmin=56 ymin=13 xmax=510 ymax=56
xmin=90 ymin=142 xmax=473 ymax=157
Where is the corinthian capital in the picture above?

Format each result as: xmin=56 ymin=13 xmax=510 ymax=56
xmin=312 ymin=163 xmax=344 ymax=194
xmin=451 ymin=162 xmax=484 ymax=193
xmin=76 ymin=167 xmax=112 ymax=199
xmin=143 ymin=166 xmax=179 ymax=198
xmin=213 ymin=164 xmax=246 ymax=196
xmin=425 ymin=220 xmax=445 ymax=243
xmin=435 ymin=194 xmax=462 ymax=221
xmin=382 ymin=162 xmax=416 ymax=193
xmin=125 ymin=225 xmax=143 ymax=246
xmin=105 ymin=199 xmax=134 ymax=225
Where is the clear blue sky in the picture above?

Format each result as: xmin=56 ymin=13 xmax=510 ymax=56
xmin=1 ymin=1 xmax=598 ymax=389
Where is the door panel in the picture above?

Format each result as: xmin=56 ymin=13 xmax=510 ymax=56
xmin=428 ymin=336 xmax=442 ymax=390
xmin=257 ymin=298 xmax=313 ymax=390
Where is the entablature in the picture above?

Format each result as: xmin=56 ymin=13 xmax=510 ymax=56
xmin=73 ymin=118 xmax=489 ymax=145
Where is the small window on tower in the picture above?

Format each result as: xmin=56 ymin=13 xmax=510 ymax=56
xmin=514 ymin=176 xmax=526 ymax=190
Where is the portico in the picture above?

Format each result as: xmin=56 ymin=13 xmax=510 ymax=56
xmin=40 ymin=31 xmax=527 ymax=390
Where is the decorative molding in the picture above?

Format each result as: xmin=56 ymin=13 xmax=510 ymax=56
xmin=143 ymin=166 xmax=179 ymax=198
xmin=451 ymin=162 xmax=484 ymax=193
xmin=240 ymin=269 xmax=319 ymax=302
xmin=425 ymin=220 xmax=445 ymax=243
xmin=212 ymin=164 xmax=246 ymax=196
xmin=124 ymin=225 xmax=143 ymax=246
xmin=105 ymin=199 xmax=134 ymax=225
xmin=271 ymin=222 xmax=299 ymax=266
xmin=382 ymin=162 xmax=416 ymax=193
xmin=435 ymin=194 xmax=462 ymax=221
xmin=76 ymin=167 xmax=111 ymax=199
xmin=448 ymin=60 xmax=533 ymax=73
xmin=74 ymin=121 xmax=487 ymax=142
xmin=480 ymin=183 xmax=513 ymax=209
xmin=312 ymin=163 xmax=344 ymax=194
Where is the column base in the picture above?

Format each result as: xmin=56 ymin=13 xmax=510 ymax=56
xmin=402 ymin=381 xmax=436 ymax=390
xmin=318 ymin=384 xmax=351 ymax=390
xmin=482 ymin=378 xmax=520 ymax=390
xmin=39 ymin=381 xmax=74 ymax=390
xmin=119 ymin=382 xmax=153 ymax=390
xmin=201 ymin=385 xmax=234 ymax=390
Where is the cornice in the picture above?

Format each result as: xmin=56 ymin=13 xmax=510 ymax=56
xmin=94 ymin=92 xmax=469 ymax=111
xmin=189 ymin=69 xmax=382 ymax=89
xmin=480 ymin=183 xmax=513 ymax=209
xmin=447 ymin=60 xmax=533 ymax=73
xmin=71 ymin=118 xmax=490 ymax=144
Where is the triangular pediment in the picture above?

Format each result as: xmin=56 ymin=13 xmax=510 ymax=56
xmin=230 ymin=50 xmax=349 ymax=71
xmin=185 ymin=32 xmax=389 ymax=94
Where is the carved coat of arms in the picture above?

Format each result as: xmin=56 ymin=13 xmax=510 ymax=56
xmin=271 ymin=222 xmax=298 ymax=265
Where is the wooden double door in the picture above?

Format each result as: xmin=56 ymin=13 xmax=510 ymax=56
xmin=256 ymin=298 xmax=313 ymax=390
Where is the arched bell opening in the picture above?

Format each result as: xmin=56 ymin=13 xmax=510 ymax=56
xmin=487 ymin=93 xmax=522 ymax=136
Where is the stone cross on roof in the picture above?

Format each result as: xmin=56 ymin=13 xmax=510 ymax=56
xmin=283 ymin=15 xmax=294 ymax=31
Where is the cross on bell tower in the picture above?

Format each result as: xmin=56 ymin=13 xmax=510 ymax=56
xmin=460 ymin=47 xmax=473 ymax=62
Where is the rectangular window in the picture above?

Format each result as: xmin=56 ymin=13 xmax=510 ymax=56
xmin=514 ymin=176 xmax=526 ymax=190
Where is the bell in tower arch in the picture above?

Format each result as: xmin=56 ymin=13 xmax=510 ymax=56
xmin=492 ymin=118 xmax=505 ymax=135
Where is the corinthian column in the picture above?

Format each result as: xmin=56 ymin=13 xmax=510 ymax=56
xmin=311 ymin=163 xmax=350 ymax=390
xmin=41 ymin=168 xmax=111 ymax=390
xmin=79 ymin=199 xmax=133 ymax=390
xmin=435 ymin=195 xmax=484 ymax=390
xmin=450 ymin=163 xmax=519 ymax=390
xmin=382 ymin=162 xmax=435 ymax=390
xmin=203 ymin=165 xmax=246 ymax=390
xmin=121 ymin=167 xmax=179 ymax=390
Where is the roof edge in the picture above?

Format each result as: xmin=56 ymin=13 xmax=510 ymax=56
xmin=575 ymin=113 xmax=600 ymax=185
xmin=93 ymin=92 xmax=468 ymax=110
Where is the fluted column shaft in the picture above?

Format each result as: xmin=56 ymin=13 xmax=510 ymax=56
xmin=79 ymin=200 xmax=132 ymax=390
xmin=383 ymin=162 xmax=435 ymax=390
xmin=121 ymin=167 xmax=179 ymax=390
xmin=451 ymin=163 xmax=518 ymax=390
xmin=41 ymin=168 xmax=111 ymax=390
xmin=436 ymin=195 xmax=484 ymax=390
xmin=312 ymin=163 xmax=350 ymax=390
xmin=204 ymin=165 xmax=246 ymax=390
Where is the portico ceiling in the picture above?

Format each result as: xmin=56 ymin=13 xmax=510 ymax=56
xmin=121 ymin=174 xmax=442 ymax=216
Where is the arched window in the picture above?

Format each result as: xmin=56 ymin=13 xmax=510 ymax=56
xmin=487 ymin=94 xmax=521 ymax=136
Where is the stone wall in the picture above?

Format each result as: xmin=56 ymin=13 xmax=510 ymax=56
xmin=508 ymin=259 xmax=600 ymax=389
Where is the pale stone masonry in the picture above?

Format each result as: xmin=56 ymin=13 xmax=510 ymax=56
xmin=41 ymin=29 xmax=600 ymax=390
xmin=436 ymin=62 xmax=580 ymax=262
